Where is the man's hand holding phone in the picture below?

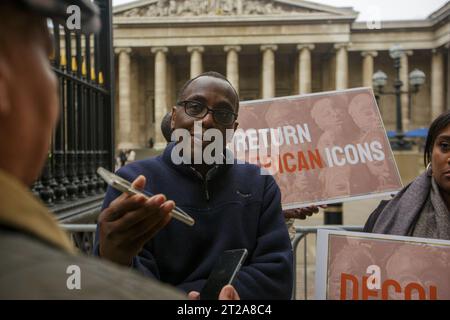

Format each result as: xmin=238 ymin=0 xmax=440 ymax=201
xmin=98 ymin=175 xmax=174 ymax=266
xmin=188 ymin=249 xmax=247 ymax=300
xmin=188 ymin=285 xmax=240 ymax=300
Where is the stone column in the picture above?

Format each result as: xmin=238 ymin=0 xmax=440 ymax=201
xmin=151 ymin=47 xmax=168 ymax=150
xmin=334 ymin=43 xmax=349 ymax=90
xmin=361 ymin=51 xmax=378 ymax=87
xmin=431 ymin=48 xmax=445 ymax=120
xmin=400 ymin=50 xmax=413 ymax=130
xmin=129 ymin=52 xmax=141 ymax=147
xmin=187 ymin=46 xmax=204 ymax=79
xmin=297 ymin=44 xmax=315 ymax=94
xmin=166 ymin=57 xmax=176 ymax=109
xmin=261 ymin=44 xmax=278 ymax=99
xmin=224 ymin=45 xmax=241 ymax=93
xmin=447 ymin=43 xmax=450 ymax=110
xmin=115 ymin=47 xmax=132 ymax=147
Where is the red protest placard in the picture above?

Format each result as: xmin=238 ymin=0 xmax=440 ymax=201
xmin=316 ymin=230 xmax=450 ymax=300
xmin=230 ymin=88 xmax=403 ymax=208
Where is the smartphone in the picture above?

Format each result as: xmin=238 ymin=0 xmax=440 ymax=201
xmin=200 ymin=249 xmax=248 ymax=300
xmin=97 ymin=167 xmax=195 ymax=226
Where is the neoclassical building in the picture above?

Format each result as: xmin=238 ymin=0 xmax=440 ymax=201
xmin=112 ymin=0 xmax=449 ymax=149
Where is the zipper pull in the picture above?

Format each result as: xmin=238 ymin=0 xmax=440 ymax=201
xmin=204 ymin=179 xmax=210 ymax=201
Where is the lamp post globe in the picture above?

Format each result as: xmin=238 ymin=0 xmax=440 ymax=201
xmin=373 ymin=70 xmax=388 ymax=89
xmin=389 ymin=44 xmax=404 ymax=60
xmin=409 ymin=68 xmax=426 ymax=87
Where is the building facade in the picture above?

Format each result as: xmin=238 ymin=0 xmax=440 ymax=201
xmin=112 ymin=0 xmax=450 ymax=149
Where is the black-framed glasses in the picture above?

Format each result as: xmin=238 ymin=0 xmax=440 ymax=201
xmin=177 ymin=100 xmax=238 ymax=126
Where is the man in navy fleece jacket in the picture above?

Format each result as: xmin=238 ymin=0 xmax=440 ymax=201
xmin=95 ymin=72 xmax=293 ymax=300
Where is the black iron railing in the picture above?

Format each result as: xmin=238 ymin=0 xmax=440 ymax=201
xmin=32 ymin=0 xmax=115 ymax=222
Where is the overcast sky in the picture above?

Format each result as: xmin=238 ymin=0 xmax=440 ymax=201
xmin=112 ymin=0 xmax=449 ymax=21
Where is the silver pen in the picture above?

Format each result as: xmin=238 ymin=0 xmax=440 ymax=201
xmin=97 ymin=167 xmax=195 ymax=226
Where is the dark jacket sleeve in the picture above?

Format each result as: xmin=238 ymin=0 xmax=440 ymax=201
xmin=93 ymin=168 xmax=160 ymax=279
xmin=233 ymin=176 xmax=293 ymax=300
xmin=176 ymin=279 xmax=207 ymax=294
xmin=363 ymin=200 xmax=390 ymax=233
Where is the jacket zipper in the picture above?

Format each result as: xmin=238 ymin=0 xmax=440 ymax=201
xmin=204 ymin=178 xmax=210 ymax=202
xmin=189 ymin=167 xmax=211 ymax=202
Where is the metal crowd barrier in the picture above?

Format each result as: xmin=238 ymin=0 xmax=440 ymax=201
xmin=61 ymin=223 xmax=364 ymax=300
xmin=291 ymin=225 xmax=364 ymax=300
xmin=60 ymin=224 xmax=97 ymax=255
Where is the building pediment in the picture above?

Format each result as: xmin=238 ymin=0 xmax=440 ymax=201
xmin=114 ymin=0 xmax=357 ymax=19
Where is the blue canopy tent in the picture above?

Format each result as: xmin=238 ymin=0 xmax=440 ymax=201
xmin=386 ymin=129 xmax=428 ymax=138
xmin=405 ymin=127 xmax=428 ymax=138
xmin=387 ymin=130 xmax=396 ymax=138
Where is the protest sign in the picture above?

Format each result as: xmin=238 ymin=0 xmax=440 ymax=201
xmin=230 ymin=88 xmax=403 ymax=209
xmin=315 ymin=229 xmax=450 ymax=300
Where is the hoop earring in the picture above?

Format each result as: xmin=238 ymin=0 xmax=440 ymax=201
xmin=426 ymin=162 xmax=432 ymax=176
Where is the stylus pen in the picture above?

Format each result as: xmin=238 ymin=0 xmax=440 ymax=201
xmin=97 ymin=167 xmax=195 ymax=227
xmin=123 ymin=184 xmax=195 ymax=227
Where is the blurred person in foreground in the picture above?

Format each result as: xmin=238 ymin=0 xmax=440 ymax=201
xmin=0 ymin=0 xmax=202 ymax=299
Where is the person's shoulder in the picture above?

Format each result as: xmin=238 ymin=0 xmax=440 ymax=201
xmin=232 ymin=161 xmax=261 ymax=173
xmin=116 ymin=156 xmax=164 ymax=177
xmin=363 ymin=200 xmax=391 ymax=233
xmin=0 ymin=230 xmax=185 ymax=299
xmin=231 ymin=161 xmax=275 ymax=182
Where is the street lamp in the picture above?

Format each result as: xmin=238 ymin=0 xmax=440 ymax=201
xmin=372 ymin=44 xmax=426 ymax=151
xmin=409 ymin=68 xmax=426 ymax=87
xmin=373 ymin=70 xmax=388 ymax=92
